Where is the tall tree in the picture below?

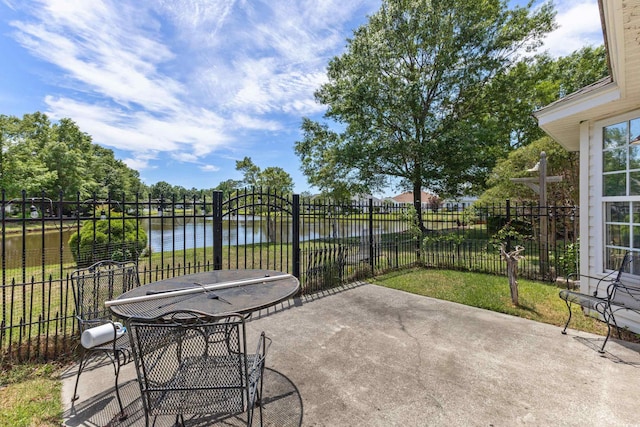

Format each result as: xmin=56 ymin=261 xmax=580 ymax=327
xmin=214 ymin=179 xmax=242 ymax=199
xmin=45 ymin=118 xmax=93 ymax=196
xmin=476 ymin=45 xmax=608 ymax=204
xmin=149 ymin=181 xmax=175 ymax=199
xmin=295 ymin=0 xmax=555 ymax=229
xmin=235 ymin=157 xmax=294 ymax=194
xmin=0 ymin=112 xmax=145 ymax=200
xmin=236 ymin=157 xmax=261 ymax=188
xmin=488 ymin=45 xmax=608 ymax=149
xmin=0 ymin=113 xmax=56 ymax=197
xmin=258 ymin=167 xmax=294 ymax=194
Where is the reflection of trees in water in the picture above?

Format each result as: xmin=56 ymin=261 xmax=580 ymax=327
xmin=145 ymin=217 xmax=403 ymax=253
xmin=7 ymin=216 xmax=406 ymax=269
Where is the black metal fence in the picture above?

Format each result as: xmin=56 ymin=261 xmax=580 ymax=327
xmin=1 ymin=189 xmax=578 ymax=361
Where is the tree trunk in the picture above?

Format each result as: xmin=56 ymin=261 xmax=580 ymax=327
xmin=500 ymin=245 xmax=525 ymax=306
xmin=413 ymin=180 xmax=426 ymax=233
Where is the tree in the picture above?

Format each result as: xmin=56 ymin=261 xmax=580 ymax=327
xmin=488 ymin=45 xmax=608 ymax=149
xmin=0 ymin=112 xmax=145 ymax=200
xmin=477 ymin=136 xmax=579 ymax=205
xmin=236 ymin=157 xmax=261 ymax=188
xmin=43 ymin=118 xmax=95 ymax=196
xmin=258 ymin=167 xmax=294 ymax=194
xmin=0 ymin=113 xmax=56 ymax=197
xmin=149 ymin=181 xmax=175 ymax=200
xmin=235 ymin=157 xmax=294 ymax=194
xmin=297 ymin=119 xmax=369 ymax=202
xmin=214 ymin=179 xmax=242 ymax=199
xmin=295 ymin=0 xmax=555 ymax=230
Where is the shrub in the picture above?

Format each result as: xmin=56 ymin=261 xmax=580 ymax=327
xmin=68 ymin=215 xmax=147 ymax=267
xmin=553 ymin=240 xmax=579 ymax=278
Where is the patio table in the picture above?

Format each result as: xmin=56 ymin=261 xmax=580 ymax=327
xmin=107 ymin=269 xmax=299 ymax=320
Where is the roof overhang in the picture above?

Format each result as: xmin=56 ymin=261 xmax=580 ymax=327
xmin=533 ymin=78 xmax=620 ymax=151
xmin=534 ymin=0 xmax=638 ymax=152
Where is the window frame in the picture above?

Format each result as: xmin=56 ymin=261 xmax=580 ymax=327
xmin=597 ymin=109 xmax=640 ymax=277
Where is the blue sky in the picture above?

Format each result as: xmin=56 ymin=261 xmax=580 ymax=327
xmin=0 ymin=0 xmax=603 ymax=196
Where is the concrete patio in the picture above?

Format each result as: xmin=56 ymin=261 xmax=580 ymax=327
xmin=61 ymin=282 xmax=640 ymax=426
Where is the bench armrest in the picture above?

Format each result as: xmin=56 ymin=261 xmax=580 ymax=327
xmin=564 ymin=272 xmax=618 ymax=296
xmin=607 ymin=280 xmax=640 ymax=310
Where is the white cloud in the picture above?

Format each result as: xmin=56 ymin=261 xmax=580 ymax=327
xmin=123 ymin=156 xmax=154 ymax=171
xmin=44 ymin=96 xmax=230 ymax=157
xmin=200 ymin=165 xmax=220 ymax=172
xmin=11 ymin=1 xmax=183 ymax=112
xmin=5 ymin=0 xmax=376 ymax=181
xmin=232 ymin=113 xmax=282 ymax=132
xmin=541 ymin=0 xmax=603 ymax=57
xmin=171 ymin=152 xmax=199 ymax=163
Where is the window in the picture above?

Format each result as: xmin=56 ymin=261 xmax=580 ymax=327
xmin=603 ymin=117 xmax=640 ymax=274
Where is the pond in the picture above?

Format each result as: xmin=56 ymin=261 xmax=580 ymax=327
xmin=4 ymin=216 xmax=406 ymax=269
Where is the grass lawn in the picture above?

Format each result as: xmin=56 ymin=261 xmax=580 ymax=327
xmin=2 ymin=266 xmax=632 ymax=425
xmin=0 ymin=363 xmax=62 ymax=427
xmin=372 ymin=267 xmax=612 ymax=336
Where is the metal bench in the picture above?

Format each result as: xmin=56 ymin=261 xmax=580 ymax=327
xmin=559 ymin=252 xmax=640 ymax=353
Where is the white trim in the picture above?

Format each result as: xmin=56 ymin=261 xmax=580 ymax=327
xmin=602 ymin=0 xmax=626 ymax=91
xmin=593 ymin=120 xmax=605 ymax=276
xmin=594 ymin=109 xmax=640 ymax=283
xmin=594 ymin=108 xmax=640 ymax=129
xmin=535 ymin=83 xmax=621 ymax=126
xmin=579 ymin=121 xmax=591 ymax=283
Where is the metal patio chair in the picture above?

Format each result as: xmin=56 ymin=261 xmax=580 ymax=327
xmin=127 ymin=310 xmax=270 ymax=427
xmin=71 ymin=260 xmax=140 ymax=420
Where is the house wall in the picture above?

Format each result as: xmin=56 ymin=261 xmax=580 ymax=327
xmin=533 ymin=0 xmax=640 ymax=333
xmin=582 ymin=110 xmax=640 ymax=332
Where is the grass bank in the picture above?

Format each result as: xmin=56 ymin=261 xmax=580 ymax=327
xmin=372 ymin=267 xmax=611 ymax=336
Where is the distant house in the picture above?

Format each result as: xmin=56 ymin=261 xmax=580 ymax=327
xmin=349 ymin=194 xmax=382 ymax=213
xmin=443 ymin=196 xmax=478 ymax=211
xmin=380 ymin=197 xmax=399 ymax=206
xmin=392 ymin=191 xmax=437 ymax=211
xmin=351 ymin=194 xmax=382 ymax=204
xmin=534 ymin=0 xmax=640 ymax=331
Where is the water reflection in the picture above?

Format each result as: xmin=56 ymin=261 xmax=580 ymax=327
xmin=4 ymin=217 xmax=405 ymax=269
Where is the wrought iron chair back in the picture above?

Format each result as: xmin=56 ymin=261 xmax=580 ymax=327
xmin=70 ymin=260 xmax=140 ymax=420
xmin=127 ymin=310 xmax=269 ymax=427
xmin=560 ymin=251 xmax=640 ymax=353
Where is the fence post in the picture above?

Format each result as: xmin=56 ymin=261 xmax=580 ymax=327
xmin=506 ymin=199 xmax=511 ymax=253
xmin=368 ymin=198 xmax=374 ymax=274
xmin=213 ymin=191 xmax=223 ymax=270
xmin=292 ymin=194 xmax=300 ymax=281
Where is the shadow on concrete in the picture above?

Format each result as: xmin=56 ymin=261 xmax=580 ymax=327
xmin=249 ymin=280 xmax=367 ymax=322
xmin=63 ymin=366 xmax=302 ymax=426
xmin=573 ymin=335 xmax=640 ymax=366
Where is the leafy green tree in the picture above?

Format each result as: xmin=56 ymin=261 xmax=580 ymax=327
xmin=476 ymin=46 xmax=607 ymax=204
xmin=236 ymin=157 xmax=261 ymax=188
xmin=297 ymin=119 xmax=368 ymax=202
xmin=149 ymin=181 xmax=175 ymax=200
xmin=214 ymin=179 xmax=242 ymax=199
xmin=258 ymin=167 xmax=294 ymax=194
xmin=295 ymin=0 xmax=555 ymax=230
xmin=235 ymin=157 xmax=294 ymax=194
xmin=488 ymin=45 xmax=608 ymax=149
xmin=0 ymin=113 xmax=56 ymax=197
xmin=477 ymin=136 xmax=579 ymax=205
xmin=0 ymin=112 xmax=145 ymax=200
xmin=44 ymin=118 xmax=93 ymax=196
